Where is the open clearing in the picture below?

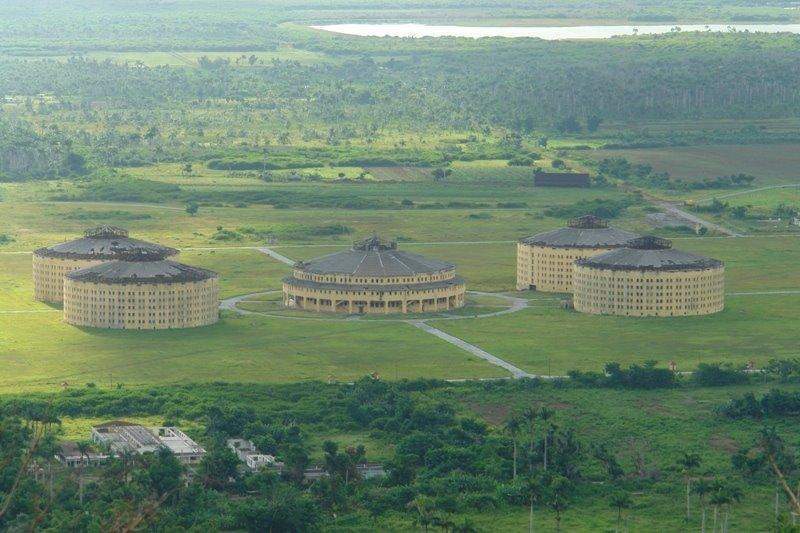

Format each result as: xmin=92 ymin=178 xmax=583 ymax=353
xmin=587 ymin=144 xmax=800 ymax=190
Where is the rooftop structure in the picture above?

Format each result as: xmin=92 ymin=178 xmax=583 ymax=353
xmin=91 ymin=422 xmax=205 ymax=464
xmin=227 ymin=439 xmax=284 ymax=471
xmin=283 ymin=236 xmax=466 ymax=314
xmin=34 ymin=226 xmax=178 ymax=261
xmin=516 ymin=215 xmax=639 ymax=292
xmin=576 ymin=235 xmax=724 ymax=271
xmin=55 ymin=442 xmax=111 ymax=468
xmin=32 ymin=225 xmax=178 ymax=303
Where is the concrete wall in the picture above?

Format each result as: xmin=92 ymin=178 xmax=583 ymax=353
xmin=33 ymin=254 xmax=105 ymax=303
xmin=516 ymin=243 xmax=614 ymax=293
xmin=572 ymin=264 xmax=725 ymax=317
xmin=63 ymin=277 xmax=219 ymax=329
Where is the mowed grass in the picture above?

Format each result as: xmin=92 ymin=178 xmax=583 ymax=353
xmin=0 ymin=311 xmax=504 ymax=393
xmin=181 ymin=249 xmax=290 ymax=298
xmin=436 ymin=293 xmax=800 ymax=375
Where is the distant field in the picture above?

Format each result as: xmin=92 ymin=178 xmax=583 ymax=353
xmin=586 ymin=144 xmax=800 ymax=190
xmin=1 ymin=47 xmax=331 ymax=66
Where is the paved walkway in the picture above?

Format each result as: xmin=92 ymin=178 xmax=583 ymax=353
xmin=256 ymin=246 xmax=296 ymax=265
xmin=408 ymin=320 xmax=532 ymax=379
xmin=654 ymin=200 xmax=745 ymax=237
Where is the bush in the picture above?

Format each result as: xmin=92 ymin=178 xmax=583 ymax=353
xmin=693 ymin=363 xmax=749 ymax=386
xmin=718 ymin=389 xmax=800 ymax=419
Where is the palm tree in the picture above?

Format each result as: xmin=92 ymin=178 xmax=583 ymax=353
xmin=546 ymin=475 xmax=571 ymax=532
xmin=677 ymin=452 xmax=701 ymax=521
xmin=505 ymin=417 xmax=521 ymax=480
xmin=693 ymin=478 xmax=714 ymax=533
xmin=709 ymin=490 xmax=727 ymax=533
xmin=609 ymin=490 xmax=632 ymax=532
xmin=526 ymin=474 xmax=543 ymax=533
xmin=721 ymin=485 xmax=743 ymax=533
xmin=538 ymin=407 xmax=554 ymax=471
xmin=522 ymin=406 xmax=537 ymax=471
xmin=407 ymin=495 xmax=436 ymax=533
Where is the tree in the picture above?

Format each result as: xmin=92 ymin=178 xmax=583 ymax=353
xmin=185 ymin=201 xmax=199 ymax=216
xmin=505 ymin=417 xmax=521 ymax=480
xmin=432 ymin=167 xmax=452 ymax=181
xmin=677 ymin=452 xmax=701 ymax=521
xmin=198 ymin=445 xmax=239 ymax=490
xmin=522 ymin=407 xmax=537 ymax=472
xmin=407 ymin=495 xmax=436 ymax=533
xmin=733 ymin=427 xmax=800 ymax=516
xmin=525 ymin=474 xmax=543 ymax=533
xmin=538 ymin=407 xmax=554 ymax=471
xmin=144 ymin=446 xmax=183 ymax=498
xmin=693 ymin=478 xmax=714 ymax=533
xmin=586 ymin=115 xmax=603 ymax=132
xmin=609 ymin=490 xmax=632 ymax=531
xmin=181 ymin=163 xmax=193 ymax=175
xmin=544 ymin=474 xmax=572 ymax=531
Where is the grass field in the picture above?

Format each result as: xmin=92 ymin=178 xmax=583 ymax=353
xmin=436 ymin=293 xmax=800 ymax=375
xmin=585 ymin=144 xmax=800 ymax=200
xmin=1 ymin=177 xmax=798 ymax=393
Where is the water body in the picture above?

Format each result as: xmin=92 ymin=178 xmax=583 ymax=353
xmin=311 ymin=23 xmax=800 ymax=40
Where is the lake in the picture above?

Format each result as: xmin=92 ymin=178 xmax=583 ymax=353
xmin=311 ymin=23 xmax=800 ymax=40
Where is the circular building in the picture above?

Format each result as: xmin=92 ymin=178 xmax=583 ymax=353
xmin=516 ymin=215 xmax=639 ymax=293
xmin=282 ymin=236 xmax=466 ymax=314
xmin=33 ymin=226 xmax=178 ymax=303
xmin=573 ymin=236 xmax=724 ymax=317
xmin=63 ymin=248 xmax=218 ymax=329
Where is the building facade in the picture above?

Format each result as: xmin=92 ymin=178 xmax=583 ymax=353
xmin=282 ymin=236 xmax=466 ymax=314
xmin=63 ymin=249 xmax=219 ymax=329
xmin=516 ymin=215 xmax=639 ymax=292
xmin=33 ymin=226 xmax=177 ymax=303
xmin=573 ymin=236 xmax=725 ymax=317
xmin=534 ymin=171 xmax=591 ymax=188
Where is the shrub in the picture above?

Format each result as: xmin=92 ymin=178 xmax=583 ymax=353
xmin=693 ymin=363 xmax=749 ymax=386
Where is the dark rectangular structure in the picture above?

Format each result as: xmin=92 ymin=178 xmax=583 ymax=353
xmin=534 ymin=172 xmax=591 ymax=188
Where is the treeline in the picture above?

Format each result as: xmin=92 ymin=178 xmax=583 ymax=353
xmin=2 ymin=33 xmax=800 ymax=144
xmin=0 ymin=120 xmax=88 ymax=181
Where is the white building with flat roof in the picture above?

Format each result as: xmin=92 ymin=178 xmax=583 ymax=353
xmin=227 ymin=438 xmax=283 ymax=471
xmin=91 ymin=422 xmax=205 ymax=464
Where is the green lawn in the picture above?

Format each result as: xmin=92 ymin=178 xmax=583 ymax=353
xmin=436 ymin=293 xmax=800 ymax=375
xmin=0 ymin=311 xmax=505 ymax=392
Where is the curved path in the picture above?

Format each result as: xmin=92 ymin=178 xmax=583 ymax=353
xmin=219 ymin=289 xmax=538 ymax=378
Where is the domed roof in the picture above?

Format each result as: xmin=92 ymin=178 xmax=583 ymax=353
xmin=520 ymin=215 xmax=639 ymax=248
xmin=295 ymin=236 xmax=455 ymax=277
xmin=67 ymin=248 xmax=216 ymax=284
xmin=34 ymin=226 xmax=178 ymax=260
xmin=576 ymin=236 xmax=723 ymax=271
